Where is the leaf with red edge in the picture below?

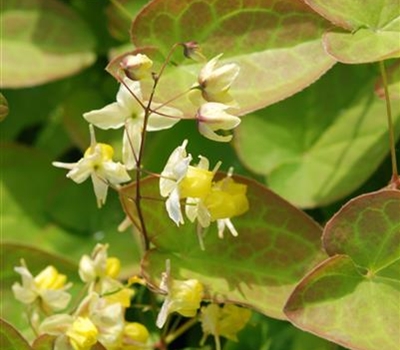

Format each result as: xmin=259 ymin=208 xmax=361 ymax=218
xmin=0 ymin=318 xmax=32 ymax=350
xmin=120 ymin=175 xmax=326 ymax=319
xmin=130 ymin=0 xmax=336 ymax=116
xmin=304 ymin=0 xmax=400 ymax=63
xmin=285 ymin=190 xmax=400 ymax=350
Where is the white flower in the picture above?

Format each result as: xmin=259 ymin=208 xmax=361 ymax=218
xmin=159 ymin=140 xmax=192 ymax=225
xmin=53 ymin=125 xmax=131 ymax=208
xmin=160 ymin=141 xmax=214 ymax=226
xmin=120 ymin=53 xmax=153 ymax=81
xmin=198 ymin=54 xmax=240 ymax=103
xmin=196 ymin=102 xmax=241 ymax=142
xmin=83 ymin=78 xmax=181 ymax=169
xmin=12 ymin=263 xmax=72 ymax=312
xmin=156 ymin=260 xmax=203 ymax=328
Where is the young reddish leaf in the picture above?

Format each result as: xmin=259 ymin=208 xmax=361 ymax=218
xmin=0 ymin=318 xmax=32 ymax=350
xmin=1 ymin=0 xmax=96 ymax=88
xmin=234 ymin=64 xmax=400 ymax=208
xmin=120 ymin=175 xmax=326 ymax=319
xmin=130 ymin=0 xmax=336 ymax=116
xmin=323 ymin=189 xmax=400 ymax=273
xmin=375 ymin=61 xmax=400 ymax=100
xmin=285 ymin=255 xmax=400 ymax=350
xmin=304 ymin=0 xmax=400 ymax=63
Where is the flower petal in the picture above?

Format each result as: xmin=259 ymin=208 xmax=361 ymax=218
xmin=198 ymin=122 xmax=233 ymax=142
xmin=166 ymin=188 xmax=184 ymax=226
xmin=91 ymin=174 xmax=109 ymax=208
xmin=83 ymin=102 xmax=127 ymax=129
xmin=122 ymin=122 xmax=143 ymax=170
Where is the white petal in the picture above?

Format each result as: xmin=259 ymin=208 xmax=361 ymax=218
xmin=199 ymin=54 xmax=223 ymax=84
xmin=91 ymin=174 xmax=108 ymax=208
xmin=41 ymin=289 xmax=71 ymax=311
xmin=122 ymin=122 xmax=143 ymax=170
xmin=39 ymin=314 xmax=74 ymax=335
xmin=156 ymin=297 xmax=172 ymax=328
xmin=52 ymin=161 xmax=76 ymax=170
xmin=166 ymin=188 xmax=184 ymax=226
xmin=100 ymin=161 xmax=131 ymax=184
xmin=117 ymin=78 xmax=143 ymax=112
xmin=66 ymin=158 xmax=93 ymax=183
xmin=12 ymin=282 xmax=37 ymax=304
xmin=83 ymin=102 xmax=127 ymax=129
xmin=146 ymin=105 xmax=182 ymax=131
xmin=198 ymin=122 xmax=232 ymax=142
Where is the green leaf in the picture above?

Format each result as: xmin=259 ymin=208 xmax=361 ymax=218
xmin=323 ymin=189 xmax=400 ymax=274
xmin=304 ymin=0 xmax=400 ymax=63
xmin=0 ymin=319 xmax=32 ymax=350
xmin=285 ymin=255 xmax=400 ymax=350
xmin=234 ymin=64 xmax=400 ymax=208
xmin=120 ymin=176 xmax=325 ymax=319
xmin=0 ymin=244 xmax=82 ymax=342
xmin=130 ymin=0 xmax=336 ymax=115
xmin=1 ymin=0 xmax=96 ymax=88
xmin=285 ymin=190 xmax=400 ymax=350
xmin=0 ymin=93 xmax=9 ymax=122
xmin=375 ymin=61 xmax=400 ymax=100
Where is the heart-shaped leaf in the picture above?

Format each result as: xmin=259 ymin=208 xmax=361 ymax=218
xmin=130 ymin=0 xmax=336 ymax=116
xmin=304 ymin=0 xmax=400 ymax=63
xmin=1 ymin=0 xmax=96 ymax=88
xmin=0 ymin=318 xmax=31 ymax=350
xmin=285 ymin=189 xmax=400 ymax=350
xmin=234 ymin=63 xmax=400 ymax=208
xmin=120 ymin=175 xmax=326 ymax=319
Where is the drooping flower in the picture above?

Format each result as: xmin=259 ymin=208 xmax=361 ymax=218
xmin=196 ymin=102 xmax=241 ymax=142
xmin=200 ymin=303 xmax=251 ymax=344
xmin=12 ymin=262 xmax=72 ymax=312
xmin=120 ymin=53 xmax=153 ymax=81
xmin=156 ymin=260 xmax=203 ymax=328
xmin=186 ymin=172 xmax=249 ymax=239
xmin=52 ymin=125 xmax=131 ymax=208
xmin=83 ymin=78 xmax=181 ymax=169
xmin=160 ymin=140 xmax=214 ymax=226
xmin=181 ymin=41 xmax=206 ymax=62
xmin=198 ymin=54 xmax=240 ymax=103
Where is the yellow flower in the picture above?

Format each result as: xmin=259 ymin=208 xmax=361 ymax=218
xmin=12 ymin=262 xmax=72 ymax=311
xmin=156 ymin=260 xmax=204 ymax=328
xmin=66 ymin=317 xmax=98 ymax=350
xmin=122 ymin=322 xmax=150 ymax=350
xmin=200 ymin=303 xmax=251 ymax=343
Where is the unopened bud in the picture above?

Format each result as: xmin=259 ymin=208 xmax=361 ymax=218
xmin=120 ymin=54 xmax=153 ymax=81
xmin=182 ymin=41 xmax=206 ymax=62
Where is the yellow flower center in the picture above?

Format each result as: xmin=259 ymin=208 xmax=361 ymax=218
xmin=34 ymin=266 xmax=67 ymax=290
xmin=169 ymin=279 xmax=204 ymax=317
xmin=66 ymin=317 xmax=98 ymax=350
xmin=84 ymin=143 xmax=114 ymax=161
xmin=179 ymin=166 xmax=213 ymax=198
xmin=204 ymin=178 xmax=249 ymax=220
xmin=105 ymin=257 xmax=121 ymax=278
xmin=105 ymin=287 xmax=134 ymax=308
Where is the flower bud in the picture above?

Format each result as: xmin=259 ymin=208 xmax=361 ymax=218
xmin=182 ymin=41 xmax=206 ymax=62
xmin=120 ymin=54 xmax=153 ymax=81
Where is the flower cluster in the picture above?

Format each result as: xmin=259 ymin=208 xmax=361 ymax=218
xmin=52 ymin=50 xmax=241 ymax=207
xmin=12 ymin=245 xmax=149 ymax=350
xmin=160 ymin=140 xmax=249 ymax=244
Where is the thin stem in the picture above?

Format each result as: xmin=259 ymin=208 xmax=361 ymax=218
xmin=134 ymin=43 xmax=182 ymax=251
xmin=379 ymin=61 xmax=398 ymax=182
xmin=108 ymin=0 xmax=132 ymax=21
xmin=151 ymin=86 xmax=196 ymax=113
xmin=165 ymin=317 xmax=198 ymax=344
xmin=214 ymin=334 xmax=222 ymax=350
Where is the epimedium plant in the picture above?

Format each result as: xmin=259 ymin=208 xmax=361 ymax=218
xmin=1 ymin=1 xmax=399 ymax=350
